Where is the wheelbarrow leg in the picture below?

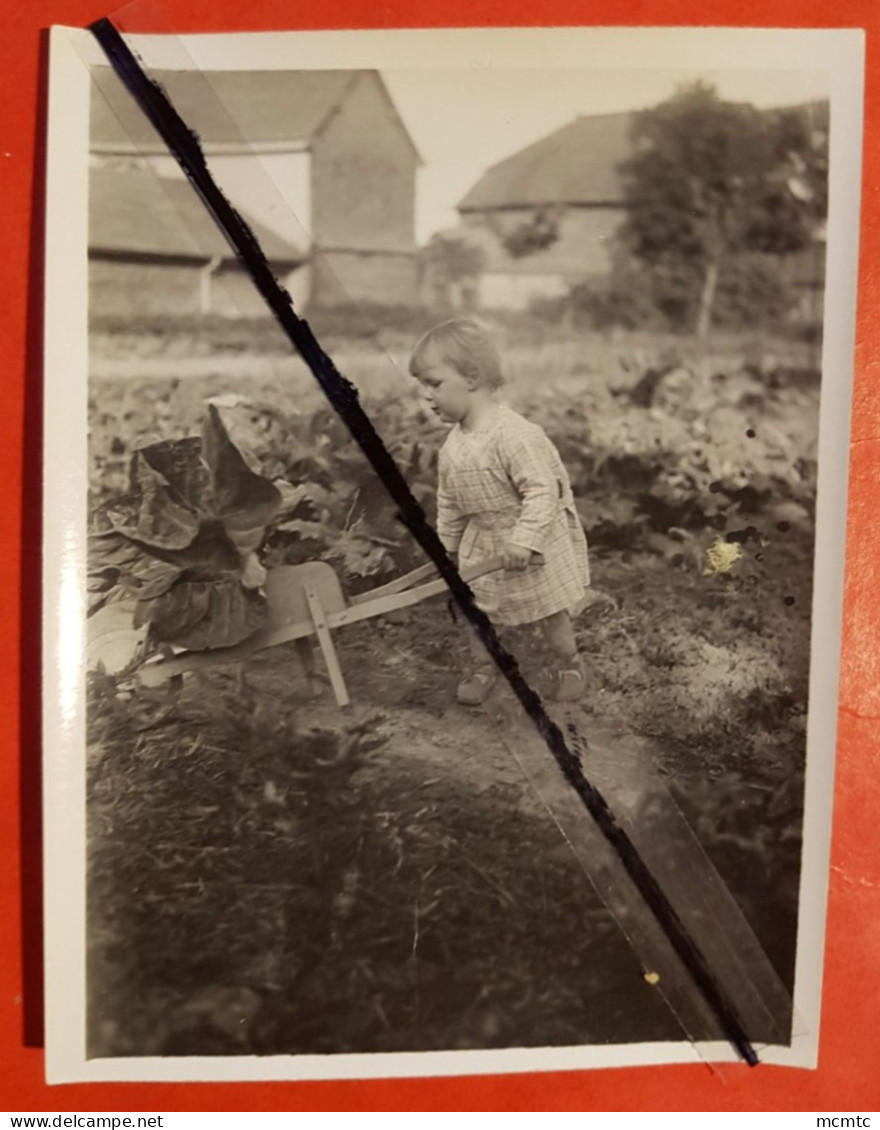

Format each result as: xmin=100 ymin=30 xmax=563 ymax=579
xmin=304 ymin=582 xmax=350 ymax=708
xmin=293 ymin=637 xmax=319 ymax=693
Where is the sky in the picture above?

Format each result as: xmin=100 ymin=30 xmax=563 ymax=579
xmin=380 ymin=68 xmax=830 ymax=243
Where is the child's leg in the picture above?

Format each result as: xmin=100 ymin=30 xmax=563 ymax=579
xmin=541 ymin=609 xmax=585 ymax=701
xmin=464 ymin=619 xmax=491 ymax=667
xmin=541 ymin=609 xmax=580 ymax=663
xmin=456 ymin=620 xmax=497 ymax=705
xmin=457 ymin=612 xmax=584 ymax=704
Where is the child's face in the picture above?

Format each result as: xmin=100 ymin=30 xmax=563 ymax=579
xmin=414 ymin=347 xmax=474 ymax=424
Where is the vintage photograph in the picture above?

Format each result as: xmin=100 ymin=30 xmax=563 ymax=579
xmin=43 ymin=26 xmax=863 ymax=1080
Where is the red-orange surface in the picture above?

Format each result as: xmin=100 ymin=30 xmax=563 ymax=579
xmin=3 ymin=0 xmax=879 ymax=1112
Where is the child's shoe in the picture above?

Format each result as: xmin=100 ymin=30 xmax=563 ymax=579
xmin=456 ymin=666 xmax=498 ymax=706
xmin=554 ymin=659 xmax=586 ymax=703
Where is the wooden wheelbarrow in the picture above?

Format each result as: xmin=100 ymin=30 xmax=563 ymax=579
xmin=137 ymin=555 xmax=512 ymax=707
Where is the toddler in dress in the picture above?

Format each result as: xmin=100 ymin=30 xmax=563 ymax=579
xmin=409 ymin=317 xmax=590 ymax=705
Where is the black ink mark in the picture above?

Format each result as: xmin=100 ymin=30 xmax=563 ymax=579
xmin=89 ymin=17 xmax=760 ymax=1066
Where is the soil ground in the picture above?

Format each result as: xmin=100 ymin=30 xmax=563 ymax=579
xmin=87 ymin=547 xmax=807 ymax=1057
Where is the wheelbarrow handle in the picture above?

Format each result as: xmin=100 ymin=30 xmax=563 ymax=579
xmin=348 ymin=551 xmax=543 ymax=606
xmin=461 ymin=554 xmax=505 ymax=584
xmin=328 ymin=552 xmax=544 ymax=627
xmin=347 ymin=560 xmax=438 ymax=606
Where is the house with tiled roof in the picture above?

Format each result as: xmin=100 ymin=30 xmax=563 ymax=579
xmin=452 ymin=104 xmax=827 ymax=315
xmin=453 ymin=112 xmax=634 ymax=311
xmin=89 ymin=66 xmax=422 ymax=315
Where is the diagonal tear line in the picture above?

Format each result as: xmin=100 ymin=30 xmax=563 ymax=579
xmin=89 ymin=16 xmax=760 ymax=1067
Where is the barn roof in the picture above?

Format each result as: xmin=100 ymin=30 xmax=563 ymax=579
xmin=89 ymin=166 xmax=307 ymax=263
xmin=459 ymin=98 xmax=831 ymax=213
xmin=90 ymin=66 xmax=421 ymax=160
xmin=458 ymin=112 xmax=635 ymax=212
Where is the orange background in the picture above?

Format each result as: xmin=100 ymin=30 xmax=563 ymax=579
xmin=3 ymin=0 xmax=879 ymax=1112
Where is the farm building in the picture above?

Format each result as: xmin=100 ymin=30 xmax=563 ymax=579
xmin=89 ymin=166 xmax=308 ymax=318
xmin=451 ymin=105 xmax=828 ymax=315
xmin=89 ymin=66 xmax=422 ymax=314
xmin=453 ymin=111 xmax=634 ymax=311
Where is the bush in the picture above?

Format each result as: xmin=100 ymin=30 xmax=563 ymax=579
xmin=711 ymin=255 xmax=795 ymax=330
xmin=553 ymin=252 xmax=801 ymax=336
xmin=569 ymin=272 xmax=679 ymax=332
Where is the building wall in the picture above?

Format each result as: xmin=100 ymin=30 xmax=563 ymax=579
xmin=310 ymin=250 xmax=419 ymax=308
xmin=462 ymin=205 xmax=626 ymax=283
xmin=211 ymin=263 xmax=311 ymax=317
xmin=89 ymin=258 xmax=203 ymax=320
xmin=89 ymin=257 xmax=309 ymax=321
xmin=477 ymin=273 xmax=570 ymax=312
xmin=309 ymin=73 xmax=418 ymax=306
xmin=211 ymin=152 xmax=312 ymax=251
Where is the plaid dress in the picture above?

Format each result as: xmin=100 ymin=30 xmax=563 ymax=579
xmin=437 ymin=404 xmax=590 ymax=626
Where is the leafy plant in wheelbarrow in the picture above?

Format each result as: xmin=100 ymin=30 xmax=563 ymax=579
xmin=87 ymin=406 xmax=319 ymax=722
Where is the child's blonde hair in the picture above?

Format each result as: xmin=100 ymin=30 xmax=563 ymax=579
xmin=409 ymin=317 xmax=504 ymax=391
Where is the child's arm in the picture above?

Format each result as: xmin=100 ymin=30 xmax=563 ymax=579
xmin=502 ymin=433 xmax=560 ymax=563
xmin=437 ymin=456 xmax=467 ymax=556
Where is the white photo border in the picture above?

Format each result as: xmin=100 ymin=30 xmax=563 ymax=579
xmin=42 ymin=23 xmax=864 ymax=1083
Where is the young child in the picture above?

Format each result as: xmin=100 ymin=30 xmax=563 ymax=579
xmin=409 ymin=317 xmax=590 ymax=705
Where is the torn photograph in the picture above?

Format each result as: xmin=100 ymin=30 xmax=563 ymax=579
xmin=42 ymin=24 xmax=863 ymax=1083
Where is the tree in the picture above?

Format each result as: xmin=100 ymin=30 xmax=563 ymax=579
xmin=501 ymin=206 xmax=561 ymax=259
xmin=422 ymin=230 xmax=487 ymax=310
xmin=618 ymin=82 xmax=828 ymax=336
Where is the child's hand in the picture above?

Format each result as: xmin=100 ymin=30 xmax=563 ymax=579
xmin=502 ymin=542 xmax=534 ymax=571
